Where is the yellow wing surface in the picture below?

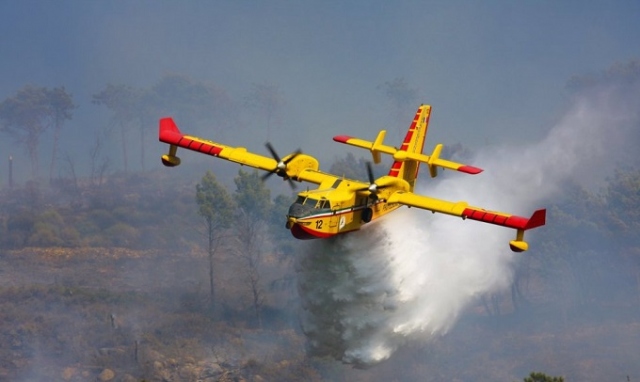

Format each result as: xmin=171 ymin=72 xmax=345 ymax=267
xmin=158 ymin=117 xmax=332 ymax=185
xmin=387 ymin=191 xmax=546 ymax=252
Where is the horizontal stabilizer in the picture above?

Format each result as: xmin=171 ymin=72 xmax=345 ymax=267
xmin=333 ymin=135 xmax=482 ymax=178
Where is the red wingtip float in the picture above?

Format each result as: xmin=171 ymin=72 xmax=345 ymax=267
xmin=159 ymin=104 xmax=546 ymax=252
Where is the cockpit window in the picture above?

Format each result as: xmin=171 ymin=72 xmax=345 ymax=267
xmin=296 ymin=196 xmax=330 ymax=209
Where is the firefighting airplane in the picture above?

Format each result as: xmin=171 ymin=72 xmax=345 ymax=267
xmin=159 ymin=104 xmax=545 ymax=252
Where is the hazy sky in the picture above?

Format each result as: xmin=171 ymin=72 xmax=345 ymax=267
xmin=1 ymin=1 xmax=640 ymax=177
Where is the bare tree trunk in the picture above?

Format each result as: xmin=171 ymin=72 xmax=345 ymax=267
xmin=208 ymin=219 xmax=216 ymax=310
xmin=27 ymin=137 xmax=39 ymax=180
xmin=62 ymin=152 xmax=80 ymax=199
xmin=205 ymin=220 xmax=226 ymax=312
xmin=50 ymin=121 xmax=61 ymax=181
xmin=235 ymin=210 xmax=265 ymax=328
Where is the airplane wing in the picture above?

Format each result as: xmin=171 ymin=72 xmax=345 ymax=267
xmin=387 ymin=191 xmax=546 ymax=252
xmin=159 ymin=117 xmax=331 ymax=185
xmin=159 ymin=117 xmax=278 ymax=170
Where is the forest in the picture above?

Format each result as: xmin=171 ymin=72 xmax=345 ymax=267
xmin=1 ymin=66 xmax=639 ymax=381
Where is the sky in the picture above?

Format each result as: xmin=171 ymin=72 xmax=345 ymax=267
xmin=1 ymin=1 xmax=640 ymax=181
xmin=2 ymin=2 xmax=640 ymax=376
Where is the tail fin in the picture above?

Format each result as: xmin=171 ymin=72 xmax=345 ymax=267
xmin=388 ymin=104 xmax=431 ymax=191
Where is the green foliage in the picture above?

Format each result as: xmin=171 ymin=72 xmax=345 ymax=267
xmin=46 ymin=86 xmax=76 ymax=179
xmin=104 ymin=222 xmax=140 ymax=247
xmin=270 ymin=193 xmax=296 ymax=253
xmin=92 ymin=84 xmax=142 ymax=123
xmin=4 ymin=211 xmax=35 ymax=247
xmin=92 ymin=84 xmax=144 ymax=172
xmin=196 ymin=171 xmax=235 ymax=307
xmin=150 ymin=73 xmax=236 ymax=131
xmin=88 ymin=209 xmax=117 ymax=230
xmin=0 ymin=85 xmax=49 ymax=139
xmin=523 ymin=371 xmax=564 ymax=382
xmin=0 ymin=85 xmax=74 ymax=178
xmin=233 ymin=169 xmax=271 ymax=220
xmin=28 ymin=210 xmax=66 ymax=247
xmin=196 ymin=171 xmax=235 ymax=229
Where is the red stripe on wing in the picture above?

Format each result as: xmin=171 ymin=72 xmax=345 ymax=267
xmin=463 ymin=208 xmax=529 ymax=230
xmin=182 ymin=137 xmax=223 ymax=156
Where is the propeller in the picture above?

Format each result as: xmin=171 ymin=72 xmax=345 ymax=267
xmin=357 ymin=162 xmax=388 ymax=200
xmin=261 ymin=142 xmax=302 ymax=189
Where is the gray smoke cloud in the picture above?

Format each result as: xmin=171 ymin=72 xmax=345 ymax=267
xmin=297 ymin=75 xmax=640 ymax=367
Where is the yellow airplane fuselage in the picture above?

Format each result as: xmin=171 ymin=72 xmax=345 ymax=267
xmin=285 ymin=177 xmax=405 ymax=239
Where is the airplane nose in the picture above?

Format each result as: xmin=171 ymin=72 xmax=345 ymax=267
xmin=288 ymin=202 xmax=305 ymax=217
xmin=286 ymin=217 xmax=297 ymax=229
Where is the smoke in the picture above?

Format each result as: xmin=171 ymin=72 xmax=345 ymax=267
xmin=297 ymin=70 xmax=640 ymax=367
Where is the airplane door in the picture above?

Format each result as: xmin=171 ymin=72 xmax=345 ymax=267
xmin=329 ymin=202 xmax=340 ymax=228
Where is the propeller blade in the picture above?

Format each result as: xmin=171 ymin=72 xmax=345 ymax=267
xmin=265 ymin=142 xmax=281 ymax=162
xmin=262 ymin=143 xmax=303 ymax=189
xmin=261 ymin=171 xmax=276 ymax=181
xmin=366 ymin=162 xmax=374 ymax=184
xmin=283 ymin=149 xmax=302 ymax=164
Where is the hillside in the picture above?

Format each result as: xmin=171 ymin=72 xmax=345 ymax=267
xmin=0 ymin=169 xmax=639 ymax=381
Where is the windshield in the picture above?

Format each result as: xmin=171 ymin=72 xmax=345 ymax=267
xmin=293 ymin=196 xmax=330 ymax=210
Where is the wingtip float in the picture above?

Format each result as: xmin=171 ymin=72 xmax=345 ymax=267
xmin=159 ymin=104 xmax=545 ymax=252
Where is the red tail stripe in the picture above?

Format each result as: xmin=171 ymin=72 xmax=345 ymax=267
xmin=388 ymin=105 xmax=429 ymax=178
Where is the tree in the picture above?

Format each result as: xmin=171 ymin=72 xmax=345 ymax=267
xmin=523 ymin=371 xmax=564 ymax=382
xmin=88 ymin=132 xmax=110 ymax=187
xmin=234 ymin=208 xmax=266 ymax=327
xmin=195 ymin=171 xmax=235 ymax=309
xmin=269 ymin=193 xmax=296 ymax=254
xmin=233 ymin=169 xmax=271 ymax=221
xmin=0 ymin=85 xmax=61 ymax=179
xmin=150 ymin=73 xmax=237 ymax=135
xmin=232 ymin=169 xmax=273 ymax=326
xmin=45 ymin=87 xmax=75 ymax=181
xmin=244 ymin=82 xmax=285 ymax=141
xmin=92 ymin=84 xmax=142 ymax=172
xmin=329 ymin=153 xmax=386 ymax=182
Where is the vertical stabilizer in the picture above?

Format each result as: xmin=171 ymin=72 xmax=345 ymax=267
xmin=388 ymin=104 xmax=431 ymax=191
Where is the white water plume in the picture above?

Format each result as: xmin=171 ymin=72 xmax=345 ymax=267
xmin=297 ymin=79 xmax=640 ymax=367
